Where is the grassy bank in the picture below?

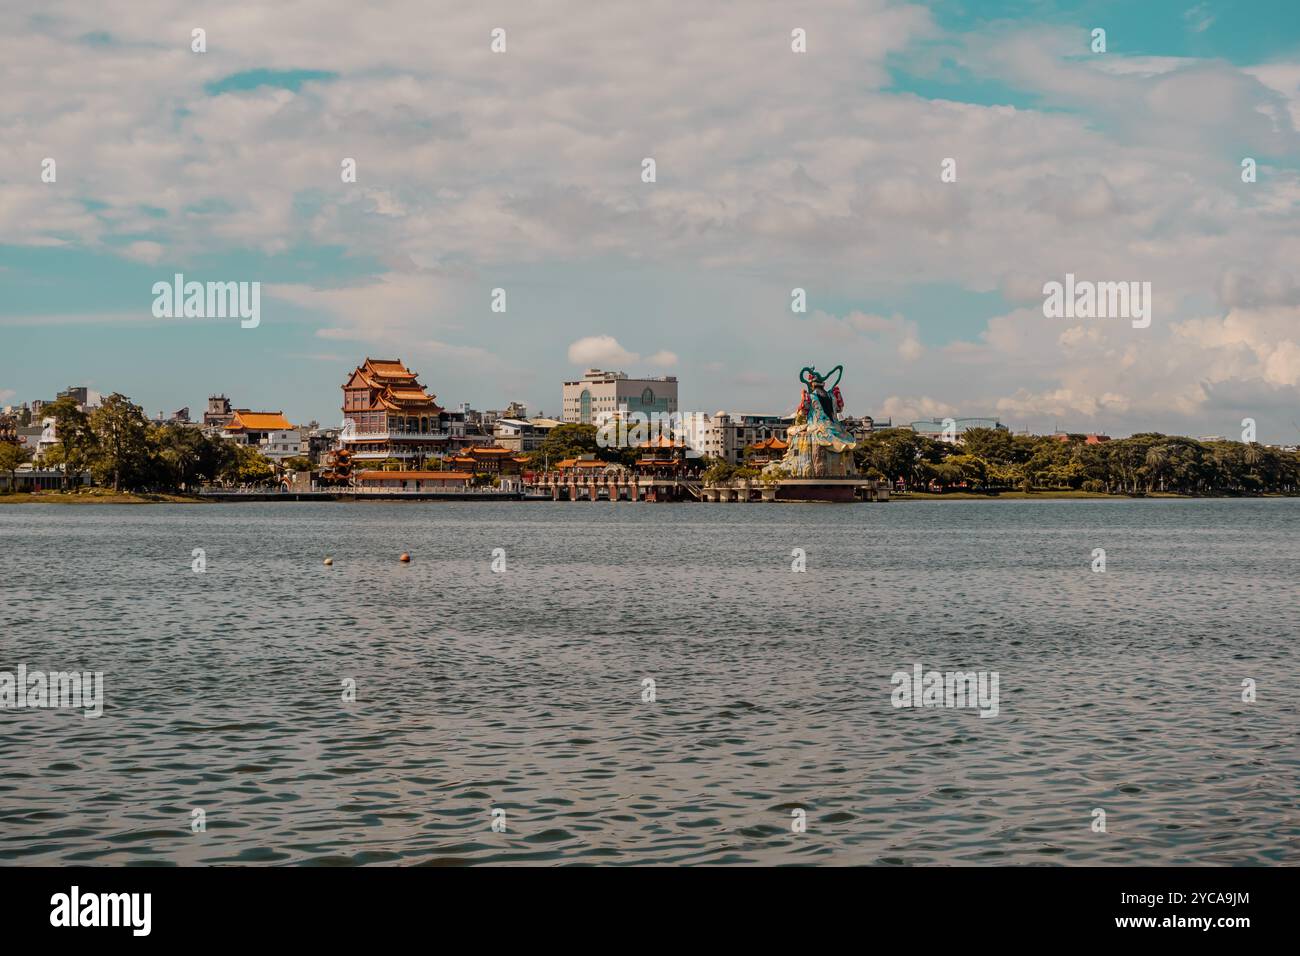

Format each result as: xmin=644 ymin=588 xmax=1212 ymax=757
xmin=0 ymin=489 xmax=210 ymax=504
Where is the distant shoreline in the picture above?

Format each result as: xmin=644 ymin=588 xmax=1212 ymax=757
xmin=889 ymin=494 xmax=1294 ymax=502
xmin=3 ymin=489 xmax=1298 ymax=505
xmin=896 ymin=490 xmax=1299 ymax=500
xmin=0 ymin=491 xmax=213 ymax=505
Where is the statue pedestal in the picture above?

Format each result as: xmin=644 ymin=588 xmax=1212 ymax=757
xmin=774 ymin=478 xmax=869 ymax=502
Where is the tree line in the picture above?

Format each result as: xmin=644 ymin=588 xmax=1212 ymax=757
xmin=851 ymin=427 xmax=1300 ymax=495
xmin=6 ymin=407 xmax=1295 ymax=497
xmin=0 ymin=393 xmax=303 ymax=492
xmin=526 ymin=422 xmax=1300 ymax=495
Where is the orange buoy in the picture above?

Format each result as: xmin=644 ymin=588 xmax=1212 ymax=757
xmin=323 ymin=557 xmax=333 ymax=566
xmin=399 ymin=552 xmax=411 ymax=563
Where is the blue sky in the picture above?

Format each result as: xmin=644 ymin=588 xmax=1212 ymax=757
xmin=2 ymin=0 xmax=1299 ymax=440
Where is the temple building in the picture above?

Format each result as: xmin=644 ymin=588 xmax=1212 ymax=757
xmin=635 ymin=433 xmax=692 ymax=478
xmin=745 ymin=436 xmax=789 ymax=466
xmin=340 ymin=358 xmax=446 ymax=467
xmin=319 ymin=447 xmax=353 ymax=485
xmin=553 ymin=455 xmax=619 ymax=477
xmin=224 ymin=410 xmax=294 ymax=445
xmin=353 ymin=469 xmax=473 ymax=490
xmin=445 ymin=446 xmax=529 ymax=476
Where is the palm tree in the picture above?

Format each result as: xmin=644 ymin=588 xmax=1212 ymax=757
xmin=1144 ymin=445 xmax=1168 ymax=492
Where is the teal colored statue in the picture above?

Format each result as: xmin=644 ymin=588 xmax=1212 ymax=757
xmin=767 ymin=365 xmax=859 ymax=478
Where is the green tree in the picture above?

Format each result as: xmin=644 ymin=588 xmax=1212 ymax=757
xmin=0 ymin=441 xmax=33 ymax=491
xmin=986 ymin=461 xmax=1025 ymax=488
xmin=195 ymin=432 xmax=237 ymax=485
xmin=154 ymin=423 xmax=206 ymax=491
xmin=42 ymin=394 xmax=95 ymax=490
xmin=88 ymin=393 xmax=152 ymax=491
xmin=530 ymin=423 xmax=616 ymax=468
xmin=1144 ymin=445 xmax=1169 ymax=493
xmin=219 ymin=443 xmax=275 ymax=484
xmin=854 ymin=428 xmax=946 ymax=488
xmin=946 ymin=454 xmax=989 ymax=488
xmin=959 ymin=427 xmax=1030 ymax=466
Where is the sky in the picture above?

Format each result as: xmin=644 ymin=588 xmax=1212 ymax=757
xmin=1 ymin=0 xmax=1299 ymax=440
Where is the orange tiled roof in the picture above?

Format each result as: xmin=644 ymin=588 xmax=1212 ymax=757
xmin=556 ymin=458 xmax=610 ymax=469
xmin=226 ymin=410 xmax=293 ymax=431
xmin=364 ymin=358 xmax=417 ymax=379
xmin=750 ymin=436 xmax=789 ymax=450
xmin=355 ymin=470 xmax=473 ymax=481
xmin=467 ymin=446 xmax=512 ymax=456
xmin=346 ymin=358 xmax=443 ymax=413
xmin=638 ymin=434 xmax=686 ymax=448
xmin=376 ymin=393 xmax=440 ymax=412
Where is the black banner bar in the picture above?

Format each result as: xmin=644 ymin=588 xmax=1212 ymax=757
xmin=0 ymin=865 xmax=1283 ymax=943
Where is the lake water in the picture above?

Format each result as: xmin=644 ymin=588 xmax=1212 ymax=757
xmin=1 ymin=498 xmax=1297 ymax=865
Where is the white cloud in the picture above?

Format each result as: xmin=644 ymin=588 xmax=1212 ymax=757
xmin=995 ymin=388 xmax=1130 ymax=420
xmin=267 ymin=274 xmax=497 ymax=366
xmin=805 ymin=310 xmax=925 ymax=363
xmin=567 ymin=335 xmax=639 ymax=368
xmin=121 ymin=241 xmax=164 ymax=264
xmin=645 ymin=350 xmax=679 ymax=367
xmin=3 ymin=4 xmax=1300 ymax=437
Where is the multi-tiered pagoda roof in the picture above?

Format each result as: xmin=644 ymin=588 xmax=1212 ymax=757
xmin=343 ymin=358 xmax=443 ymax=414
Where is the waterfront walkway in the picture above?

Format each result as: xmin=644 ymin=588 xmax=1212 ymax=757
xmin=197 ymin=487 xmax=525 ymax=502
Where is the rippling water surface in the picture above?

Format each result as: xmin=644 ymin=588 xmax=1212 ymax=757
xmin=1 ymin=499 xmax=1297 ymax=865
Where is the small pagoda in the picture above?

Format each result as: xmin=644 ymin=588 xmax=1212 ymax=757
xmin=745 ymin=436 xmax=789 ymax=467
xmin=318 ymin=447 xmax=353 ymax=486
xmin=635 ymin=433 xmax=690 ymax=478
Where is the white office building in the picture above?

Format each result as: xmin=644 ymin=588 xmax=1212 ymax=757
xmin=562 ymin=369 xmax=678 ymax=425
xmin=674 ymin=411 xmax=790 ymax=465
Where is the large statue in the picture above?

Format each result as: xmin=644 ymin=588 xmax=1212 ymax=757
xmin=767 ymin=364 xmax=859 ymax=478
